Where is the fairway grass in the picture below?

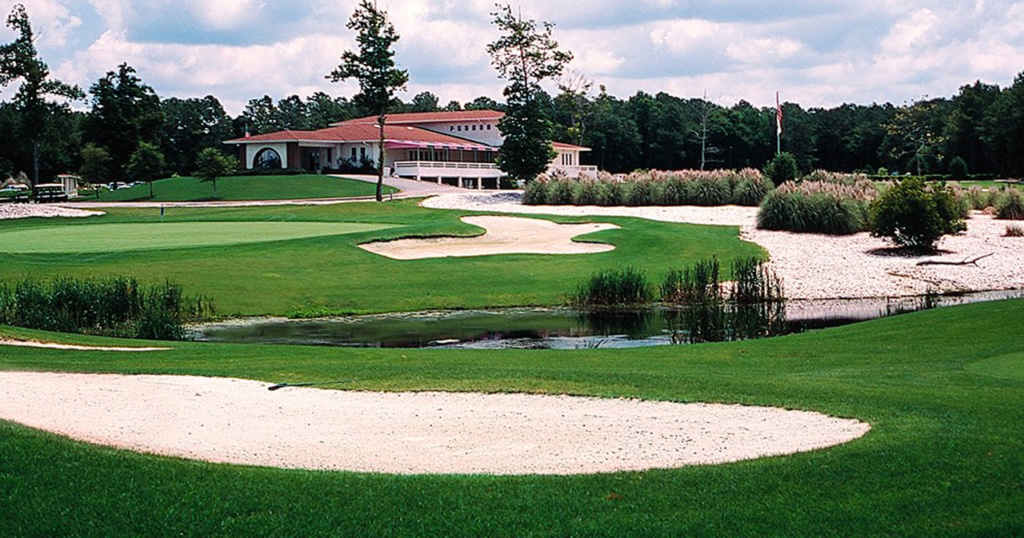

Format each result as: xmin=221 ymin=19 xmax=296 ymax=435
xmin=0 ymin=200 xmax=762 ymax=315
xmin=0 ymin=221 xmax=401 ymax=254
xmin=91 ymin=174 xmax=397 ymax=202
xmin=1 ymin=299 xmax=1023 ymax=535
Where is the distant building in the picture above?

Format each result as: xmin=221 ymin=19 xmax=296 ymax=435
xmin=224 ymin=110 xmax=595 ymax=189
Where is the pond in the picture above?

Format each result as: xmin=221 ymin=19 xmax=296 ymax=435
xmin=194 ymin=290 xmax=1021 ymax=350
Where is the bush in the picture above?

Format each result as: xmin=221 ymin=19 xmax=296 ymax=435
xmin=869 ymin=177 xmax=966 ymax=250
xmin=763 ymin=152 xmax=799 ymax=186
xmin=757 ymin=181 xmax=875 ymax=235
xmin=1004 ymin=224 xmax=1024 ymax=237
xmin=996 ymin=188 xmax=1024 ymax=220
xmin=948 ymin=157 xmax=969 ymax=181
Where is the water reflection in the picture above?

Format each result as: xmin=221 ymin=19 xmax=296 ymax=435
xmin=195 ymin=290 xmax=1022 ymax=350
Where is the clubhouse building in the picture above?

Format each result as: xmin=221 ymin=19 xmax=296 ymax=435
xmin=225 ymin=110 xmax=595 ymax=189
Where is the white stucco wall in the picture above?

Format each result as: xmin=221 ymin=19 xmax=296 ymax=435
xmin=420 ymin=121 xmax=503 ymax=146
xmin=245 ymin=143 xmax=288 ymax=169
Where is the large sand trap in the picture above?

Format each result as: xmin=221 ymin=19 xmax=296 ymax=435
xmin=0 ymin=372 xmax=870 ymax=475
xmin=360 ymin=215 xmax=618 ymax=260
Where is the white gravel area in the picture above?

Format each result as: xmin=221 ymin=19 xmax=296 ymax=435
xmin=424 ymin=192 xmax=1024 ymax=299
xmin=0 ymin=372 xmax=870 ymax=475
xmin=360 ymin=215 xmax=618 ymax=259
xmin=0 ymin=204 xmax=104 ymax=220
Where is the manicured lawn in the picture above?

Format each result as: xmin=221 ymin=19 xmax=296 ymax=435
xmin=87 ymin=174 xmax=397 ymax=202
xmin=0 ymin=200 xmax=762 ymax=316
xmin=0 ymin=221 xmax=399 ymax=254
xmin=954 ymin=180 xmax=1024 ymax=190
xmin=1 ymin=299 xmax=1023 ymax=536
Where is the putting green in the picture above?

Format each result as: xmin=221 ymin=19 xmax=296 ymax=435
xmin=0 ymin=222 xmax=402 ymax=254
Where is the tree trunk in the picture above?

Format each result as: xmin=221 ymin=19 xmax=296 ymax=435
xmin=32 ymin=142 xmax=40 ymax=187
xmin=377 ymin=113 xmax=386 ymax=202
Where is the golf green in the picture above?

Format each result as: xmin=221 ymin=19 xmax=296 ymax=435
xmin=0 ymin=221 xmax=402 ymax=254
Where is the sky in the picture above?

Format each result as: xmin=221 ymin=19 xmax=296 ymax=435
xmin=3 ymin=0 xmax=1024 ymax=116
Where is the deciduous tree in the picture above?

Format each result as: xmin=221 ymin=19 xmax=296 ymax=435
xmin=487 ymin=4 xmax=572 ymax=181
xmin=85 ymin=63 xmax=163 ymax=182
xmin=0 ymin=4 xmax=84 ymax=184
xmin=194 ymin=147 xmax=237 ymax=199
xmin=328 ymin=0 xmax=408 ymax=201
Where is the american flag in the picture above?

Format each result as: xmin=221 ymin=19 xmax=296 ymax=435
xmin=776 ymin=92 xmax=783 ymax=136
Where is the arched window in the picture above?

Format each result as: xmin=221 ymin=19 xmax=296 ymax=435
xmin=254 ymin=148 xmax=282 ymax=169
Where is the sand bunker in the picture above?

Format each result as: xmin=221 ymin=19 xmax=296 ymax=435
xmin=360 ymin=215 xmax=618 ymax=260
xmin=0 ymin=339 xmax=168 ymax=352
xmin=0 ymin=372 xmax=870 ymax=475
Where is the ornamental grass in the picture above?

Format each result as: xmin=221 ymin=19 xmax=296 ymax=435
xmin=524 ymin=169 xmax=773 ymax=207
xmin=756 ymin=179 xmax=877 ymax=235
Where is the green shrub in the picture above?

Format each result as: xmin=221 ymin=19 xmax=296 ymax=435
xmin=522 ymin=178 xmax=547 ymax=204
xmin=546 ymin=178 xmax=575 ymax=205
xmin=757 ymin=181 xmax=874 ymax=235
xmin=965 ymin=186 xmax=992 ymax=210
xmin=571 ymin=181 xmax=598 ymax=205
xmin=996 ymin=188 xmax=1024 ymax=220
xmin=570 ymin=267 xmax=654 ymax=307
xmin=948 ymin=157 xmax=969 ymax=181
xmin=595 ymin=180 xmax=624 ymax=206
xmin=869 ymin=177 xmax=966 ymax=250
xmin=763 ymin=152 xmax=799 ymax=186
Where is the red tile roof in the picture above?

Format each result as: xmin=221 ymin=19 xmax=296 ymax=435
xmin=552 ymin=141 xmax=591 ymax=151
xmin=226 ymin=124 xmax=498 ymax=150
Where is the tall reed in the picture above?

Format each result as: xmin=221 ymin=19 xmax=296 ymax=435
xmin=569 ymin=267 xmax=654 ymax=307
xmin=0 ymin=276 xmax=214 ymax=340
xmin=661 ymin=257 xmax=786 ymax=343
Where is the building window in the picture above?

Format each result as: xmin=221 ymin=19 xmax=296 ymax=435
xmin=486 ymin=125 xmax=491 ymax=130
xmin=350 ymin=147 xmax=357 ymax=160
xmin=449 ymin=126 xmax=454 ymax=132
xmin=254 ymin=148 xmax=282 ymax=169
xmin=471 ymin=125 xmax=476 ymax=131
xmin=457 ymin=125 xmax=462 ymax=131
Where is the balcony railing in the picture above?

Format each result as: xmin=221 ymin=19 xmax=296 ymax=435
xmin=547 ymin=164 xmax=599 ymax=178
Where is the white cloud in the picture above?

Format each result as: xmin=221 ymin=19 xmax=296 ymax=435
xmin=14 ymin=0 xmax=83 ymax=48
xmin=187 ymin=0 xmax=265 ymax=31
xmin=11 ymin=0 xmax=1024 ymax=116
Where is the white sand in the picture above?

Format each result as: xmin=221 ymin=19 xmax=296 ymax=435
xmin=0 ymin=372 xmax=870 ymax=475
xmin=425 ymin=193 xmax=1024 ymax=299
xmin=360 ymin=215 xmax=618 ymax=259
xmin=0 ymin=204 xmax=104 ymax=220
xmin=0 ymin=339 xmax=168 ymax=352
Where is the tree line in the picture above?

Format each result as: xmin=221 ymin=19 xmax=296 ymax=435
xmin=3 ymin=2 xmax=1023 ymax=188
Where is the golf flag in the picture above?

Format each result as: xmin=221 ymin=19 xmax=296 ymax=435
xmin=776 ymin=91 xmax=783 ymax=136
